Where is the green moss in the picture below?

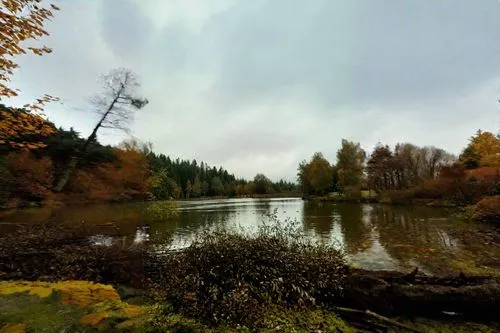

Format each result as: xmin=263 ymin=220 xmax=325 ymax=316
xmin=0 ymin=292 xmax=88 ymax=333
xmin=131 ymin=305 xmax=354 ymax=333
xmin=255 ymin=307 xmax=354 ymax=333
xmin=450 ymin=259 xmax=500 ymax=277
xmin=135 ymin=304 xmax=212 ymax=333
xmin=454 ymin=205 xmax=477 ymax=221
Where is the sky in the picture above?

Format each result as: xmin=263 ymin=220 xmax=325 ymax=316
xmin=8 ymin=0 xmax=500 ymax=181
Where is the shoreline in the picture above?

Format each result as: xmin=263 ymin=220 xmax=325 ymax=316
xmin=303 ymin=195 xmax=457 ymax=208
xmin=0 ymin=193 xmax=303 ymax=210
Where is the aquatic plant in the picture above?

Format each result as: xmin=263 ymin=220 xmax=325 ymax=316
xmin=144 ymin=200 xmax=179 ymax=221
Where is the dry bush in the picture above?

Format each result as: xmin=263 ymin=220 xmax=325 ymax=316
xmin=466 ymin=166 xmax=500 ymax=182
xmin=473 ymin=195 xmax=500 ymax=226
xmin=379 ymin=188 xmax=417 ymax=204
xmin=153 ymin=219 xmax=349 ymax=326
xmin=414 ymin=179 xmax=450 ymax=199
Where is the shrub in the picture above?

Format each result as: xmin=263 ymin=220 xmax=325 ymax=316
xmin=379 ymin=188 xmax=416 ymax=204
xmin=153 ymin=219 xmax=348 ymax=327
xmin=473 ymin=195 xmax=500 ymax=226
xmin=414 ymin=179 xmax=449 ymax=199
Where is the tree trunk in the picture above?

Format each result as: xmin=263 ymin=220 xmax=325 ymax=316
xmin=53 ymin=156 xmax=78 ymax=192
xmin=52 ymin=94 xmax=120 ymax=193
xmin=341 ymin=268 xmax=500 ymax=320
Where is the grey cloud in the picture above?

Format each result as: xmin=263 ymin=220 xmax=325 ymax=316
xmin=100 ymin=0 xmax=154 ymax=62
xmin=199 ymin=0 xmax=500 ymax=109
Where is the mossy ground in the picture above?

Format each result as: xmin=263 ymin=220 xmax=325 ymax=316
xmin=0 ymin=280 xmax=148 ymax=332
xmin=1 ymin=280 xmax=499 ymax=332
xmin=0 ymin=280 xmax=357 ymax=332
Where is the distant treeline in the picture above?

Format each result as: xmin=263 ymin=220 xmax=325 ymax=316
xmin=147 ymin=152 xmax=296 ymax=199
xmin=298 ymin=132 xmax=500 ymax=224
xmin=0 ymin=105 xmax=296 ymax=207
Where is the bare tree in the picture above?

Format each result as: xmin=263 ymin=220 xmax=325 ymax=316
xmin=54 ymin=68 xmax=148 ymax=192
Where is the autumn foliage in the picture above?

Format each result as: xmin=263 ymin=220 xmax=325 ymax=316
xmin=0 ymin=105 xmax=56 ymax=149
xmin=70 ymin=145 xmax=151 ymax=201
xmin=0 ymin=113 xmax=154 ymax=206
xmin=459 ymin=130 xmax=500 ymax=168
xmin=1 ymin=0 xmax=59 ymax=99
xmin=4 ymin=150 xmax=54 ymax=200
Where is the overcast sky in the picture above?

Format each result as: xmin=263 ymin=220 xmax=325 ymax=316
xmin=8 ymin=0 xmax=500 ymax=181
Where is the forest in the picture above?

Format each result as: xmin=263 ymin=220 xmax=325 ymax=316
xmin=0 ymin=104 xmax=296 ymax=208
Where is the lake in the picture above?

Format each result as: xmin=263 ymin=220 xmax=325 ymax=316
xmin=1 ymin=197 xmax=499 ymax=275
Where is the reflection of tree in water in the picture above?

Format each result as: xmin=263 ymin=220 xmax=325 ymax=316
xmin=6 ymin=202 xmax=148 ymax=237
xmin=369 ymin=205 xmax=458 ymax=272
xmin=302 ymin=201 xmax=335 ymax=240
xmin=254 ymin=198 xmax=272 ymax=216
xmin=335 ymin=204 xmax=374 ymax=254
xmin=157 ymin=206 xmax=237 ymax=249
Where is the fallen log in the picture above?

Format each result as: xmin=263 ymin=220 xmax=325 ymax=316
xmin=341 ymin=268 xmax=500 ymax=320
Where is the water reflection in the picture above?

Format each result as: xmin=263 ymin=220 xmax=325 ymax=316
xmin=134 ymin=225 xmax=150 ymax=244
xmin=368 ymin=205 xmax=460 ymax=272
xmin=335 ymin=204 xmax=373 ymax=254
xmin=88 ymin=234 xmax=114 ymax=247
xmin=1 ymin=198 xmax=499 ymax=274
xmin=302 ymin=201 xmax=335 ymax=239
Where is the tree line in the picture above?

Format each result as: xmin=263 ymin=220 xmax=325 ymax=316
xmin=147 ymin=153 xmax=296 ymax=199
xmin=298 ymin=132 xmax=500 ymax=201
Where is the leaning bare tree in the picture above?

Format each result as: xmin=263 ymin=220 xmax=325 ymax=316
xmin=54 ymin=68 xmax=149 ymax=192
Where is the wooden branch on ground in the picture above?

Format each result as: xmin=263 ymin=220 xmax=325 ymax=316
xmin=333 ymin=306 xmax=424 ymax=333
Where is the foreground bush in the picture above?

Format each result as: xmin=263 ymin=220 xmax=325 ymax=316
xmin=152 ymin=221 xmax=349 ymax=327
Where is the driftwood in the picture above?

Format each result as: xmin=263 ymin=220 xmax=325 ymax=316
xmin=341 ymin=267 xmax=500 ymax=320
xmin=333 ymin=306 xmax=425 ymax=333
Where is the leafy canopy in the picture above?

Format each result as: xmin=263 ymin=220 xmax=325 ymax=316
xmin=1 ymin=0 xmax=59 ymax=109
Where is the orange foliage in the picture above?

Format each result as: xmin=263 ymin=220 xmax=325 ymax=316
xmin=1 ymin=0 xmax=59 ymax=99
xmin=106 ymin=148 xmax=150 ymax=194
xmin=70 ymin=147 xmax=150 ymax=201
xmin=466 ymin=166 xmax=500 ymax=182
xmin=0 ymin=107 xmax=56 ymax=149
xmin=474 ymin=195 xmax=500 ymax=225
xmin=471 ymin=132 xmax=500 ymax=166
xmin=5 ymin=151 xmax=54 ymax=200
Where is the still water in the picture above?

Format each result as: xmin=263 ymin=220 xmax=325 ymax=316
xmin=1 ymin=198 xmax=499 ymax=275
